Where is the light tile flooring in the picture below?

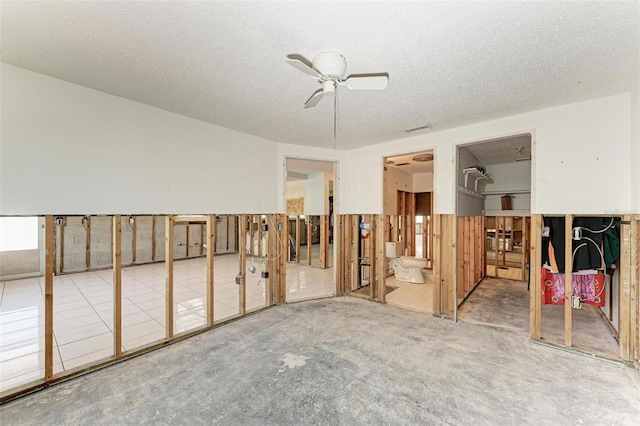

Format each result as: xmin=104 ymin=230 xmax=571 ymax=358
xmin=286 ymin=263 xmax=335 ymax=302
xmin=0 ymin=255 xmax=268 ymax=394
xmin=384 ymin=271 xmax=434 ymax=313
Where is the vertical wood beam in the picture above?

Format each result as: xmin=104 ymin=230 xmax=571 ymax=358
xmin=85 ymin=216 xmax=91 ymax=269
xmin=307 ymin=217 xmax=312 ymax=265
xmin=456 ymin=217 xmax=465 ymax=303
xmin=320 ymin=215 xmax=329 ymax=268
xmin=257 ymin=215 xmax=263 ymax=258
xmin=165 ymin=215 xmax=174 ymax=339
xmin=266 ymin=214 xmax=276 ymax=306
xmin=433 ymin=214 xmax=442 ymax=316
xmin=206 ymin=215 xmax=216 ymax=325
xmin=620 ymin=215 xmax=632 ymax=360
xmin=530 ymin=214 xmax=542 ymax=339
xmin=564 ymin=214 xmax=573 ymax=347
xmin=200 ymin=224 xmax=205 ymax=257
xmin=239 ymin=215 xmax=247 ymax=315
xmin=59 ymin=217 xmax=66 ymax=273
xmin=151 ymin=216 xmax=156 ymax=261
xmin=352 ymin=216 xmax=360 ymax=291
xmin=295 ymin=216 xmax=301 ymax=263
xmin=280 ymin=214 xmax=288 ymax=301
xmin=248 ymin=218 xmax=255 ymax=256
xmin=113 ymin=215 xmax=122 ymax=357
xmin=494 ymin=216 xmax=499 ymax=276
xmin=185 ymin=224 xmax=190 ymax=258
xmin=376 ymin=215 xmax=387 ymax=302
xmin=44 ymin=215 xmax=54 ymax=381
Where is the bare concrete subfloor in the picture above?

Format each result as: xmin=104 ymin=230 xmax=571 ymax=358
xmin=459 ymin=277 xmax=620 ymax=358
xmin=2 ymin=297 xmax=639 ymax=425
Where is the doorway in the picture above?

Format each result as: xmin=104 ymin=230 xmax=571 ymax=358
xmin=380 ymin=150 xmax=434 ymax=313
xmin=284 ymin=158 xmax=336 ymax=302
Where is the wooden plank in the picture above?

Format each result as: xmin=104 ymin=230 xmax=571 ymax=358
xmin=564 ymin=214 xmax=573 ymax=347
xmin=632 ymin=218 xmax=639 ymax=365
xmin=226 ymin=215 xmax=230 ymax=251
xmin=113 ymin=215 xmax=122 ymax=357
xmin=376 ymin=214 xmax=387 ymax=302
xmin=320 ymin=215 xmax=329 ymax=268
xmin=307 ymin=216 xmax=312 ymax=265
xmin=619 ymin=215 xmax=632 ymax=360
xmin=443 ymin=215 xmax=457 ymax=318
xmin=44 ymin=215 xmax=54 ymax=381
xmin=266 ymin=214 xmax=276 ymax=305
xmin=469 ymin=217 xmax=476 ymax=289
xmin=85 ymin=216 xmax=91 ymax=269
xmin=494 ymin=216 xmax=499 ymax=276
xmin=432 ymin=214 xmax=442 ymax=316
xmin=456 ymin=217 xmax=465 ymax=303
xmin=295 ymin=216 xmax=301 ymax=263
xmin=464 ymin=217 xmax=471 ymax=296
xmin=151 ymin=216 xmax=156 ymax=261
xmin=279 ymin=214 xmax=287 ymax=303
xmin=131 ymin=216 xmax=137 ymax=264
xmin=200 ymin=224 xmax=205 ymax=257
xmin=60 ymin=217 xmax=66 ymax=272
xmin=530 ymin=214 xmax=542 ymax=339
xmin=239 ymin=214 xmax=247 ymax=315
xmin=422 ymin=215 xmax=428 ymax=262
xmin=206 ymin=215 xmax=215 ymax=325
xmin=257 ymin=215 xmax=263 ymax=258
xmin=165 ymin=215 xmax=174 ymax=339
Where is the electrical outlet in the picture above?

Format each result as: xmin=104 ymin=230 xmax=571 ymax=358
xmin=261 ymin=223 xmax=268 ymax=232
xmin=261 ymin=270 xmax=269 ymax=278
xmin=277 ymin=223 xmax=283 ymax=231
xmin=235 ymin=275 xmax=244 ymax=285
xmin=571 ymin=295 xmax=582 ymax=309
xmin=54 ymin=217 xmax=65 ymax=225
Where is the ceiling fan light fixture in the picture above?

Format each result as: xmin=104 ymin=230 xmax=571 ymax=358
xmin=406 ymin=124 xmax=431 ymax=134
xmin=412 ymin=153 xmax=434 ymax=162
xmin=322 ymin=80 xmax=336 ymax=95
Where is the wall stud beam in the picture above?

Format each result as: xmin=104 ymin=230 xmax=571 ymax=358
xmin=113 ymin=215 xmax=122 ymax=357
xmin=206 ymin=215 xmax=216 ymax=326
xmin=44 ymin=215 xmax=54 ymax=381
xmin=564 ymin=214 xmax=573 ymax=347
xmin=165 ymin=215 xmax=174 ymax=339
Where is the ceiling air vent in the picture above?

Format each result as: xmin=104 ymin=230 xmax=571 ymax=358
xmin=405 ymin=124 xmax=431 ymax=134
xmin=396 ymin=162 xmax=410 ymax=166
xmin=412 ymin=153 xmax=433 ymax=162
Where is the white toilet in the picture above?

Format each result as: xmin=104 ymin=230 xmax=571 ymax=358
xmin=385 ymin=242 xmax=429 ymax=284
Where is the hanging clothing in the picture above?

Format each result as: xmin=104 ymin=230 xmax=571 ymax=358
xmin=572 ymin=217 xmax=608 ymax=271
xmin=603 ymin=227 xmax=620 ymax=274
xmin=542 ymin=216 xmax=566 ymax=273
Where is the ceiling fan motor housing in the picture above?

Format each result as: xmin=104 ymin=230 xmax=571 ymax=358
xmin=312 ymin=52 xmax=347 ymax=80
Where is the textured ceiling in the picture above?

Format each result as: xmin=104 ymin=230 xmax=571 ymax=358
xmin=386 ymin=151 xmax=434 ymax=174
xmin=463 ymin=134 xmax=532 ymax=165
xmin=2 ymin=1 xmax=638 ymax=150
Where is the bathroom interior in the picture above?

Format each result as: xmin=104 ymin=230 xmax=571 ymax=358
xmin=364 ymin=150 xmax=434 ymax=313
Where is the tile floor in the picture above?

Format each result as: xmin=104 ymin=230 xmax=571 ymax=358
xmin=384 ymin=271 xmax=434 ymax=313
xmin=0 ymin=254 xmax=268 ymax=394
xmin=285 ymin=263 xmax=335 ymax=302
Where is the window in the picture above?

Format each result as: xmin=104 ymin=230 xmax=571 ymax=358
xmin=0 ymin=217 xmax=39 ymax=251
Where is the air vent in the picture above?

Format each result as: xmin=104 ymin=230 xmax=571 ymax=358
xmin=405 ymin=124 xmax=431 ymax=134
xmin=396 ymin=162 xmax=410 ymax=166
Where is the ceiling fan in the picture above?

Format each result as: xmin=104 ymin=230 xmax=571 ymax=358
xmin=286 ymin=52 xmax=389 ymax=140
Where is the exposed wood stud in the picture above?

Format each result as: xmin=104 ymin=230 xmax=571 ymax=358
xmin=165 ymin=215 xmax=175 ymax=339
xmin=151 ymin=216 xmax=156 ymax=261
xmin=376 ymin=214 xmax=387 ymax=302
xmin=619 ymin=215 xmax=632 ymax=360
xmin=44 ymin=215 xmax=54 ymax=381
xmin=239 ymin=215 xmax=247 ymax=315
xmin=113 ymin=215 xmax=122 ymax=357
xmin=320 ymin=215 xmax=329 ymax=268
xmin=206 ymin=215 xmax=216 ymax=326
xmin=432 ymin=214 xmax=442 ymax=316
xmin=131 ymin=216 xmax=137 ymax=264
xmin=307 ymin=216 xmax=312 ymax=265
xmin=530 ymin=214 xmax=542 ymax=339
xmin=295 ymin=216 xmax=301 ymax=264
xmin=85 ymin=216 xmax=91 ymax=269
xmin=248 ymin=217 xmax=254 ymax=256
xmin=564 ymin=214 xmax=573 ymax=347
xmin=60 ymin=217 xmax=66 ymax=273
xmin=257 ymin=215 xmax=263 ymax=258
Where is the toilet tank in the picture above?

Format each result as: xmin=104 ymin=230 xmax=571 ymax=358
xmin=385 ymin=242 xmax=403 ymax=258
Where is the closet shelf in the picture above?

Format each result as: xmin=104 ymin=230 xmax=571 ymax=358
xmin=463 ymin=167 xmax=493 ymax=192
xmin=482 ymin=189 xmax=530 ymax=195
xmin=483 ymin=209 xmax=531 ymax=217
xmin=457 ymin=185 xmax=486 ymax=200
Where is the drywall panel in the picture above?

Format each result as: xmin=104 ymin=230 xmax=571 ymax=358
xmin=306 ymin=173 xmax=327 ymax=215
xmin=413 ymin=172 xmax=434 ymax=193
xmin=0 ymin=64 xmax=278 ymax=215
xmin=342 ymin=93 xmax=632 ymax=215
xmin=286 ymin=180 xmax=306 ymax=200
xmin=631 ymin=83 xmax=640 ymax=212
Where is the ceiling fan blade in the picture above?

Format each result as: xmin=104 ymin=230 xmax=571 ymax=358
xmin=286 ymin=54 xmax=322 ymax=79
xmin=344 ymin=73 xmax=388 ymax=90
xmin=304 ymin=88 xmax=324 ymax=108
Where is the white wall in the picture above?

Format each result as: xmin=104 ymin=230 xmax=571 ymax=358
xmin=483 ymin=162 xmax=532 ymax=212
xmin=413 ymin=172 xmax=434 ymax=193
xmin=0 ymin=64 xmax=279 ymax=215
xmin=631 ymin=83 xmax=640 ymax=212
xmin=457 ymin=147 xmax=485 ymax=216
xmin=342 ymin=93 xmax=633 ymax=215
xmin=305 ymin=172 xmax=328 ymax=215
xmin=285 ymin=180 xmax=306 ymax=200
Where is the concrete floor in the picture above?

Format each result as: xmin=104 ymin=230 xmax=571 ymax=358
xmin=2 ymin=297 xmax=639 ymax=425
xmin=458 ymin=277 xmax=620 ymax=358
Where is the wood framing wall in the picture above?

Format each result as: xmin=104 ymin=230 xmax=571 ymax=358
xmin=0 ymin=213 xmax=287 ymax=403
xmin=433 ymin=214 xmax=456 ymax=318
xmin=286 ymin=214 xmax=330 ymax=268
xmin=456 ymin=216 xmax=484 ymax=305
